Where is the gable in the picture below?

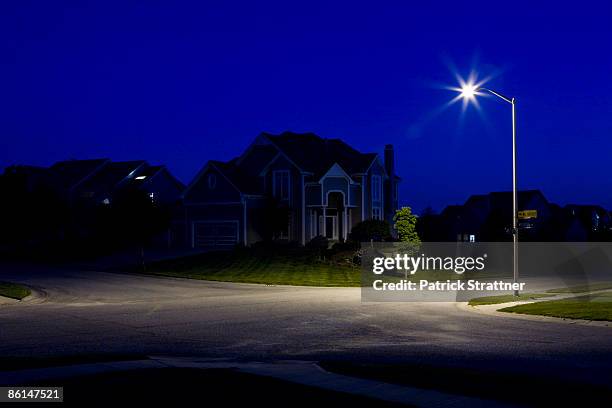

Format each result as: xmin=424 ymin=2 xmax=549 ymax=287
xmin=139 ymin=168 xmax=184 ymax=202
xmin=184 ymin=165 xmax=241 ymax=203
xmin=367 ymin=158 xmax=387 ymax=178
xmin=260 ymin=153 xmax=300 ymax=176
xmin=237 ymin=144 xmax=278 ymax=175
xmin=319 ymin=163 xmax=354 ymax=183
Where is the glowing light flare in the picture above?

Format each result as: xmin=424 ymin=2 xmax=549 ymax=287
xmin=460 ymin=83 xmax=478 ymax=99
xmin=446 ymin=72 xmax=489 ymax=112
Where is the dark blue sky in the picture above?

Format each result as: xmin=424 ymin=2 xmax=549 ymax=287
xmin=2 ymin=1 xmax=612 ymax=213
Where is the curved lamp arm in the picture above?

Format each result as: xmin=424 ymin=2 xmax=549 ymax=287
xmin=478 ymin=87 xmax=514 ymax=104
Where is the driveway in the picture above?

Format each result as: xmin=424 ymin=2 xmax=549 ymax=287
xmin=1 ymin=262 xmax=612 ymax=388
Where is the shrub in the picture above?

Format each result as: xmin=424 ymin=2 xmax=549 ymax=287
xmin=330 ymin=240 xmax=359 ymax=253
xmin=306 ymin=235 xmax=329 ymax=250
xmin=349 ymin=220 xmax=392 ymax=242
xmin=305 ymin=235 xmax=329 ymax=260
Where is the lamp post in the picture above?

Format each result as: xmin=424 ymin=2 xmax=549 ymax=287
xmin=459 ymin=84 xmax=519 ymax=296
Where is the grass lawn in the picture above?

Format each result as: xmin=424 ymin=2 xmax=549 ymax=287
xmin=0 ymin=281 xmax=31 ymax=300
xmin=468 ymin=293 xmax=554 ymax=306
xmin=499 ymin=291 xmax=612 ymax=321
xmin=546 ymin=282 xmax=612 ymax=294
xmin=142 ymin=248 xmax=361 ymax=287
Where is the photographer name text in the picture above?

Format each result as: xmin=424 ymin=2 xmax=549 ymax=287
xmin=372 ymin=279 xmax=526 ymax=292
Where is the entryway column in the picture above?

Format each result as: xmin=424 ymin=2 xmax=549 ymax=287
xmin=322 ymin=206 xmax=327 ymax=237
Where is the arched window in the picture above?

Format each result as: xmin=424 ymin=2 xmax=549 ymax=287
xmin=208 ymin=173 xmax=217 ymax=190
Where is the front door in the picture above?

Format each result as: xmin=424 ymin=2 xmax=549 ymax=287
xmin=325 ymin=215 xmax=338 ymax=240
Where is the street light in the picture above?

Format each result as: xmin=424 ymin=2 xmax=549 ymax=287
xmin=459 ymin=82 xmax=520 ymax=296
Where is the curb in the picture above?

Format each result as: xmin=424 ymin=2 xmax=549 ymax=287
xmin=460 ymin=291 xmax=612 ymax=327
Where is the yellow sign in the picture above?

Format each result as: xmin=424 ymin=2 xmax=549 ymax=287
xmin=518 ymin=210 xmax=537 ymax=219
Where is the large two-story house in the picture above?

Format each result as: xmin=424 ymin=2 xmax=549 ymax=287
xmin=181 ymin=131 xmax=400 ymax=249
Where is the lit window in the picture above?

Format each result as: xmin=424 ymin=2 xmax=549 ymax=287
xmin=273 ymin=170 xmax=290 ymax=201
xmin=102 ymin=198 xmax=110 ymax=205
xmin=208 ymin=174 xmax=217 ymax=189
xmin=135 ymin=175 xmax=147 ymax=180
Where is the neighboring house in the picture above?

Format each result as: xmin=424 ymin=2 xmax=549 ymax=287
xmin=74 ymin=160 xmax=148 ymax=205
xmin=563 ymin=204 xmax=612 ymax=241
xmin=182 ymin=131 xmax=400 ymax=250
xmin=2 ymin=165 xmax=49 ymax=192
xmin=126 ymin=165 xmax=186 ymax=206
xmin=47 ymin=158 xmax=110 ymax=202
xmin=1 ymin=158 xmax=184 ymax=247
xmin=423 ymin=190 xmax=552 ymax=242
xmin=40 ymin=159 xmax=184 ymax=208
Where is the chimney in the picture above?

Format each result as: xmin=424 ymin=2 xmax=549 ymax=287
xmin=384 ymin=144 xmax=397 ymax=214
xmin=384 ymin=144 xmax=395 ymax=179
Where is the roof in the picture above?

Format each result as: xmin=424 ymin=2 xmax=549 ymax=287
xmin=77 ymin=160 xmax=145 ymax=195
xmin=187 ymin=131 xmax=388 ymax=196
xmin=565 ymin=204 xmax=609 ymax=217
xmin=210 ymin=160 xmax=261 ymax=195
xmin=489 ymin=190 xmax=546 ymax=204
xmin=264 ymin=132 xmax=378 ymax=178
xmin=441 ymin=205 xmax=463 ymax=218
xmin=49 ymin=158 xmax=109 ymax=191
xmin=127 ymin=165 xmax=186 ymax=192
xmin=237 ymin=144 xmax=278 ymax=175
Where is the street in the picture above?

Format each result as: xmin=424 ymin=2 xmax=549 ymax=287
xmin=1 ymin=263 xmax=612 ymax=389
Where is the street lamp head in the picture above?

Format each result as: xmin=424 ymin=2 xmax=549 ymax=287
xmin=459 ymin=83 xmax=478 ymax=100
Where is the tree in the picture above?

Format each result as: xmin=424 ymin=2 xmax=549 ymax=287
xmin=112 ymin=188 xmax=171 ymax=270
xmin=393 ymin=207 xmax=420 ymax=243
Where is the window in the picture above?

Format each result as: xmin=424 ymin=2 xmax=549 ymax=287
xmin=371 ymin=174 xmax=383 ymax=220
xmin=372 ymin=207 xmax=382 ymax=220
xmin=310 ymin=210 xmax=317 ymax=239
xmin=395 ymin=183 xmax=399 ymax=205
xmin=207 ymin=174 xmax=217 ymax=190
xmin=372 ymin=175 xmax=382 ymax=202
xmin=273 ymin=170 xmax=290 ymax=201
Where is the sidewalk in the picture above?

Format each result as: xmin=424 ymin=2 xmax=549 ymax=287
xmin=0 ymin=357 xmax=520 ymax=408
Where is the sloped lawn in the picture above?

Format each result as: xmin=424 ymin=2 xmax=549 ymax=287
xmin=546 ymin=282 xmax=612 ymax=294
xmin=141 ymin=248 xmax=361 ymax=287
xmin=0 ymin=281 xmax=31 ymax=300
xmin=499 ymin=291 xmax=612 ymax=321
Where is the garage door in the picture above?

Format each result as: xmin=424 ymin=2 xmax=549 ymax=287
xmin=193 ymin=221 xmax=239 ymax=249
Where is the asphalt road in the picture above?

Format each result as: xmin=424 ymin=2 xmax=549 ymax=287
xmin=1 ymin=263 xmax=612 ymax=388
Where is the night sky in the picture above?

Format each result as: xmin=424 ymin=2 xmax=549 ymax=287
xmin=2 ymin=1 xmax=612 ymax=213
